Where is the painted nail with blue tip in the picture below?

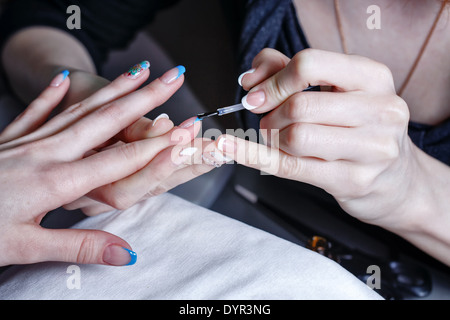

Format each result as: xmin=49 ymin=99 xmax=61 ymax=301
xmin=103 ymin=245 xmax=137 ymax=266
xmin=122 ymin=247 xmax=137 ymax=266
xmin=49 ymin=70 xmax=70 ymax=87
xmin=161 ymin=65 xmax=186 ymax=84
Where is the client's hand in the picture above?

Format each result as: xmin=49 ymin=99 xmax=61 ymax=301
xmin=0 ymin=63 xmax=211 ymax=266
xmin=218 ymin=48 xmax=417 ymax=230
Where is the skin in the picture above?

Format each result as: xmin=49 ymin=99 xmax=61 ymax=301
xmin=0 ymin=66 xmax=218 ymax=266
xmin=1 ymin=0 xmax=449 ymax=266
xmin=219 ymin=0 xmax=450 ymax=266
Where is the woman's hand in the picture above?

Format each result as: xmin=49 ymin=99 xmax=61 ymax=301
xmin=218 ymin=48 xmax=419 ymax=229
xmin=0 ymin=63 xmax=213 ymax=267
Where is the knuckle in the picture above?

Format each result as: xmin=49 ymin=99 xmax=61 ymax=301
xmin=285 ymin=123 xmax=308 ymax=150
xmin=266 ymin=75 xmax=289 ymax=103
xmin=286 ymin=93 xmax=309 ymax=120
xmin=277 ymin=155 xmax=303 ymax=178
xmin=65 ymin=102 xmax=88 ymax=119
xmin=348 ymin=167 xmax=376 ymax=198
xmin=255 ymin=48 xmax=289 ymax=68
xmin=374 ymin=62 xmax=395 ymax=90
xmin=118 ymin=143 xmax=139 ymax=163
xmin=107 ymin=189 xmax=135 ymax=211
xmin=292 ymin=49 xmax=315 ymax=79
xmin=39 ymin=163 xmax=78 ymax=198
xmin=378 ymin=138 xmax=400 ymax=160
xmin=257 ymin=48 xmax=278 ymax=60
xmin=75 ymin=232 xmax=102 ymax=264
xmin=389 ymin=96 xmax=410 ymax=125
xmin=96 ymin=102 xmax=124 ymax=122
xmin=375 ymin=96 xmax=409 ymax=126
xmin=146 ymin=184 xmax=170 ymax=198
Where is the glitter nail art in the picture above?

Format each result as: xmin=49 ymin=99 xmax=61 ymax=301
xmin=125 ymin=61 xmax=150 ymax=79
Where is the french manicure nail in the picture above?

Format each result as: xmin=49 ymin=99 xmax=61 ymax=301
xmin=160 ymin=65 xmax=186 ymax=84
xmin=124 ymin=60 xmax=150 ymax=79
xmin=217 ymin=136 xmax=236 ymax=153
xmin=178 ymin=116 xmax=197 ymax=129
xmin=211 ymin=151 xmax=233 ymax=163
xmin=241 ymin=90 xmax=265 ymax=110
xmin=152 ymin=113 xmax=170 ymax=127
xmin=49 ymin=70 xmax=70 ymax=87
xmin=238 ymin=68 xmax=256 ymax=87
xmin=202 ymin=152 xmax=223 ymax=168
xmin=179 ymin=147 xmax=198 ymax=156
xmin=103 ymin=245 xmax=137 ymax=266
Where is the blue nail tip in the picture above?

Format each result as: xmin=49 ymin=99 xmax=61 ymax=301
xmin=61 ymin=70 xmax=70 ymax=80
xmin=176 ymin=65 xmax=186 ymax=79
xmin=122 ymin=247 xmax=137 ymax=266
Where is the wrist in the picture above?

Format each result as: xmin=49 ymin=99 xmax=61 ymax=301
xmin=383 ymin=144 xmax=450 ymax=256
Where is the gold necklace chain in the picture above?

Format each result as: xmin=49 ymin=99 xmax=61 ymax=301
xmin=334 ymin=0 xmax=448 ymax=97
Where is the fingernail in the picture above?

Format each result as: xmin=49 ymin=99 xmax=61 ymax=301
xmin=178 ymin=116 xmax=197 ymax=129
xmin=211 ymin=151 xmax=233 ymax=163
xmin=179 ymin=147 xmax=198 ymax=156
xmin=103 ymin=245 xmax=137 ymax=266
xmin=49 ymin=70 xmax=70 ymax=87
xmin=124 ymin=60 xmax=150 ymax=79
xmin=241 ymin=90 xmax=265 ymax=110
xmin=160 ymin=65 xmax=186 ymax=84
xmin=217 ymin=136 xmax=236 ymax=153
xmin=238 ymin=68 xmax=256 ymax=87
xmin=152 ymin=113 xmax=170 ymax=127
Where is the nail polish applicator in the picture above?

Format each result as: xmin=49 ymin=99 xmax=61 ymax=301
xmin=195 ymin=103 xmax=245 ymax=122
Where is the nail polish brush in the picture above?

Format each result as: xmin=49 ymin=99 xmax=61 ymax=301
xmin=195 ymin=103 xmax=245 ymax=122
xmin=195 ymin=86 xmax=318 ymax=122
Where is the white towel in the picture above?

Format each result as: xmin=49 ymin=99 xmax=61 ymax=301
xmin=0 ymin=193 xmax=382 ymax=300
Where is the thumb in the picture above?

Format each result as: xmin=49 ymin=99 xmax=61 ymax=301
xmin=20 ymin=225 xmax=137 ymax=266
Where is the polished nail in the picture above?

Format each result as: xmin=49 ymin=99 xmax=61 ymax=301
xmin=103 ymin=245 xmax=137 ymax=266
xmin=178 ymin=116 xmax=197 ymax=129
xmin=217 ymin=136 xmax=236 ymax=153
xmin=160 ymin=65 xmax=186 ymax=84
xmin=152 ymin=113 xmax=169 ymax=127
xmin=202 ymin=152 xmax=223 ymax=168
xmin=179 ymin=147 xmax=198 ymax=156
xmin=49 ymin=70 xmax=70 ymax=87
xmin=238 ymin=68 xmax=255 ymax=87
xmin=241 ymin=90 xmax=265 ymax=110
xmin=124 ymin=60 xmax=150 ymax=79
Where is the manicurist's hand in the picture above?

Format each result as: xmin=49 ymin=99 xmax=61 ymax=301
xmin=219 ymin=48 xmax=422 ymax=230
xmin=0 ymin=62 xmax=210 ymax=267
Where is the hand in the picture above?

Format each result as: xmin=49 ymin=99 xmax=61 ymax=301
xmin=217 ymin=48 xmax=418 ymax=229
xmin=44 ymin=65 xmax=217 ymax=216
xmin=0 ymin=63 xmax=206 ymax=266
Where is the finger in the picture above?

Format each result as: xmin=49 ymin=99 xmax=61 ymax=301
xmin=260 ymin=91 xmax=371 ymax=133
xmin=276 ymin=123 xmax=381 ymax=162
xmin=239 ymin=48 xmax=291 ymax=91
xmin=64 ymin=61 xmax=151 ymax=116
xmin=62 ymin=118 xmax=200 ymax=201
xmin=118 ymin=113 xmax=174 ymax=143
xmin=241 ymin=49 xmax=396 ymax=114
xmin=64 ymin=196 xmax=116 ymax=216
xmin=65 ymin=139 xmax=214 ymax=215
xmin=215 ymin=134 xmax=351 ymax=192
xmin=1 ymin=62 xmax=151 ymax=149
xmin=12 ymin=224 xmax=136 ymax=266
xmin=132 ymin=139 xmax=217 ymax=205
xmin=0 ymin=71 xmax=70 ymax=144
xmin=54 ymin=66 xmax=187 ymax=159
xmin=87 ymin=133 xmax=206 ymax=210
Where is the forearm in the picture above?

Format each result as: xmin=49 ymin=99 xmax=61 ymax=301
xmin=1 ymin=26 xmax=98 ymax=104
xmin=384 ymin=146 xmax=450 ymax=266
